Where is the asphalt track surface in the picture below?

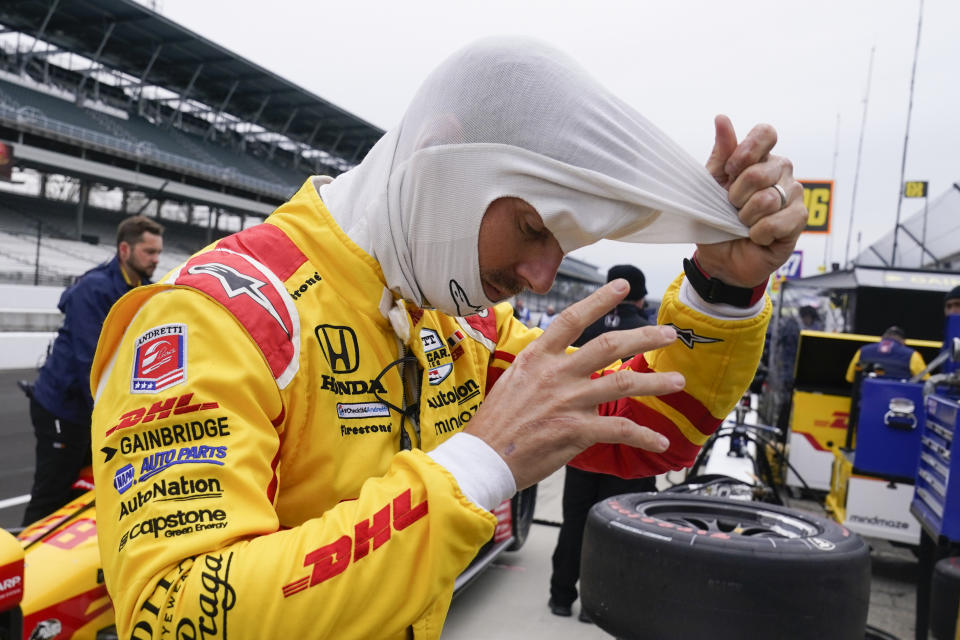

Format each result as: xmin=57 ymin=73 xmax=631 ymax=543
xmin=0 ymin=368 xmax=34 ymax=530
xmin=0 ymin=366 xmax=919 ymax=639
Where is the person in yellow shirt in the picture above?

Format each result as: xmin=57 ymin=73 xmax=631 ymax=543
xmin=90 ymin=38 xmax=807 ymax=639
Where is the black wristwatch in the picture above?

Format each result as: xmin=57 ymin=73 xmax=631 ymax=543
xmin=682 ymin=257 xmax=766 ymax=307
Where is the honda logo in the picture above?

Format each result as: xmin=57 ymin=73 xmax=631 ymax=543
xmin=315 ymin=325 xmax=360 ymax=373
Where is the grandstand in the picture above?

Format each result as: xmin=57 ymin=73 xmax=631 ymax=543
xmin=0 ymin=0 xmax=385 ymax=285
xmin=0 ymin=0 xmax=602 ymax=318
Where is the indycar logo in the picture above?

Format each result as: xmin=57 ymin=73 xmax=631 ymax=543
xmin=188 ymin=262 xmax=289 ymax=335
xmin=131 ymin=324 xmax=186 ymax=393
xmin=315 ymin=325 xmax=360 ymax=373
xmin=420 ymin=328 xmax=452 ymax=385
xmin=664 ymin=324 xmax=723 ymax=349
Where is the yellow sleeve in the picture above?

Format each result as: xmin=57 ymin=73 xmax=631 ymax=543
xmin=570 ymin=274 xmax=771 ymax=477
xmin=845 ymin=349 xmax=862 ymax=383
xmin=910 ymin=350 xmax=928 ymax=380
xmin=92 ymin=288 xmax=494 ymax=640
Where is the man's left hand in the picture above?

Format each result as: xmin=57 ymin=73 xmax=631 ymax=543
xmin=697 ymin=114 xmax=807 ymax=288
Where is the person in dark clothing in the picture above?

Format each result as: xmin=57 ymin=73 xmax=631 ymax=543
xmin=844 ymin=325 xmax=926 ymax=383
xmin=548 ymin=264 xmax=658 ymax=623
xmin=21 ymin=215 xmax=163 ymax=526
xmin=798 ymin=304 xmax=824 ymax=331
xmin=945 ymin=285 xmax=960 ymax=316
xmin=575 ymin=264 xmax=651 ymax=345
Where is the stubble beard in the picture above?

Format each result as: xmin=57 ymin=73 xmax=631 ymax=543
xmin=481 ymin=267 xmax=525 ymax=300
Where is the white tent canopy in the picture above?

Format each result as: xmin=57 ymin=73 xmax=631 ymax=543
xmin=853 ymin=181 xmax=960 ymax=269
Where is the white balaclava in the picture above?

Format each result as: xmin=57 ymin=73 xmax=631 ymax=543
xmin=320 ymin=36 xmax=748 ymax=317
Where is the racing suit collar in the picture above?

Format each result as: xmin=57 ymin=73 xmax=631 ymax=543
xmin=273 ymin=179 xmax=394 ymax=330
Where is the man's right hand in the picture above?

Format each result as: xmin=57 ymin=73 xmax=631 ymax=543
xmin=464 ymin=279 xmax=684 ymax=490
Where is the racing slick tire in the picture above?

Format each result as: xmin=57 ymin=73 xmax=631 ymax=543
xmin=930 ymin=556 xmax=960 ymax=640
xmin=507 ymin=484 xmax=537 ymax=551
xmin=579 ymin=494 xmax=871 ymax=640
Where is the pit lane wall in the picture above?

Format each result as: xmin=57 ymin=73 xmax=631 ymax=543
xmin=0 ymin=284 xmax=62 ymax=370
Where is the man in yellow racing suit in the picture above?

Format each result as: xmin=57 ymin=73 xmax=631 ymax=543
xmin=90 ymin=38 xmax=806 ymax=640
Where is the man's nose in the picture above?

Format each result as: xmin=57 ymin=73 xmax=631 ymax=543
xmin=517 ymin=246 xmax=563 ymax=295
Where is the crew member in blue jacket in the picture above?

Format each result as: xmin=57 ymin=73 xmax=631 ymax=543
xmin=21 ymin=215 xmax=163 ymax=525
xmin=845 ymin=325 xmax=927 ymax=383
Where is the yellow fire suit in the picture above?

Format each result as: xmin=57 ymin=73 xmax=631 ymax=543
xmin=90 ymin=179 xmax=770 ymax=639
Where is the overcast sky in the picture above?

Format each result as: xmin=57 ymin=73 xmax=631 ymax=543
xmin=158 ymin=0 xmax=960 ymax=297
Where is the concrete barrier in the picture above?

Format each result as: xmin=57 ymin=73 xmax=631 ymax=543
xmin=0 ymin=285 xmax=61 ymax=370
xmin=0 ymin=309 xmax=63 ymax=332
xmin=1 ymin=331 xmax=54 ymax=370
xmin=0 ymin=284 xmax=64 ymax=310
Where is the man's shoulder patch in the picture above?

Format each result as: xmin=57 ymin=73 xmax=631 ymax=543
xmin=131 ymin=323 xmax=186 ymax=393
xmin=172 ymin=249 xmax=300 ymax=388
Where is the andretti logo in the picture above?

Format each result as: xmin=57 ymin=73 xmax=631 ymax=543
xmin=131 ymin=324 xmax=187 ymax=393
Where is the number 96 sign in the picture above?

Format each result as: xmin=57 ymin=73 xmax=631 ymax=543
xmin=800 ymin=180 xmax=832 ymax=234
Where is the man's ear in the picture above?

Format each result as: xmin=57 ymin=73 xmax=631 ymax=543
xmin=118 ymin=241 xmax=131 ymax=262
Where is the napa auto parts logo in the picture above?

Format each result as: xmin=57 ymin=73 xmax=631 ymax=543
xmin=131 ymin=324 xmax=186 ymax=393
xmin=112 ymin=446 xmax=227 ymax=494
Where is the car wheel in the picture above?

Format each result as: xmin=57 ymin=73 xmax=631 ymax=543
xmin=580 ymin=494 xmax=871 ymax=640
xmin=931 ymin=557 xmax=960 ymax=640
xmin=507 ymin=484 xmax=537 ymax=551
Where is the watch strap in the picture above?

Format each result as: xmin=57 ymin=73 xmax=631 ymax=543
xmin=683 ymin=256 xmax=767 ymax=307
